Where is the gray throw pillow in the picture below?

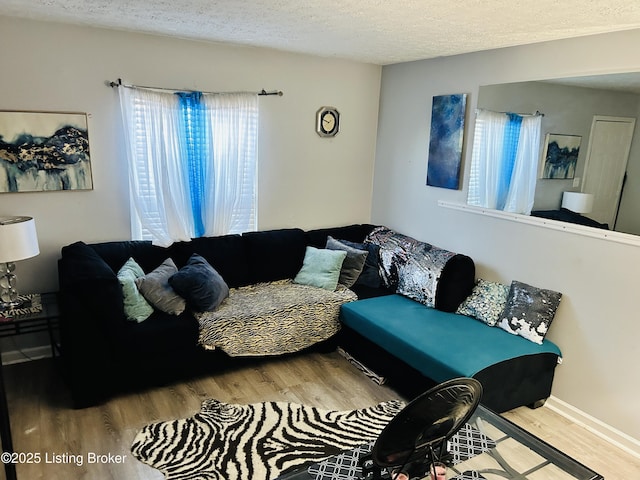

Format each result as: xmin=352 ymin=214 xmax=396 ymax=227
xmin=169 ymin=254 xmax=229 ymax=312
xmin=135 ymin=258 xmax=186 ymax=315
xmin=325 ymin=236 xmax=368 ymax=288
xmin=498 ymin=281 xmax=562 ymax=344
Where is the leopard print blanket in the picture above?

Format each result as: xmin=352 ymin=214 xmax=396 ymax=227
xmin=195 ymin=280 xmax=357 ymax=356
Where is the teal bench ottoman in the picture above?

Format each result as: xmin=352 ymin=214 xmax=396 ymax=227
xmin=340 ymin=294 xmax=562 ymax=412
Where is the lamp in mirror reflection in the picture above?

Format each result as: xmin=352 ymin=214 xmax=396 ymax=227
xmin=561 ymin=192 xmax=594 ymax=214
xmin=0 ymin=216 xmax=39 ymax=309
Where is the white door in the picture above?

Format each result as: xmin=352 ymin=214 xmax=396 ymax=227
xmin=582 ymin=116 xmax=636 ymax=227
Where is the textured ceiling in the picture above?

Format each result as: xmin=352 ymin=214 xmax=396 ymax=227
xmin=1 ymin=0 xmax=640 ymax=65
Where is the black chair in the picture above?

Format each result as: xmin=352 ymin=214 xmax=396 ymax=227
xmin=361 ymin=377 xmax=483 ymax=479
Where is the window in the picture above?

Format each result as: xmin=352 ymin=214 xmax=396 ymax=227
xmin=119 ymin=87 xmax=258 ymax=246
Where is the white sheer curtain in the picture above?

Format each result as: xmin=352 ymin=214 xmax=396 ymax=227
xmin=503 ymin=115 xmax=542 ymax=214
xmin=468 ymin=109 xmax=542 ymax=215
xmin=202 ymin=93 xmax=258 ymax=236
xmin=468 ymin=110 xmax=508 ymax=209
xmin=119 ymin=88 xmax=258 ymax=246
xmin=119 ymin=87 xmax=194 ymax=246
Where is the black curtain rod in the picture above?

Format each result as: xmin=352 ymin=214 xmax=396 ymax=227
xmin=107 ymin=78 xmax=283 ymax=96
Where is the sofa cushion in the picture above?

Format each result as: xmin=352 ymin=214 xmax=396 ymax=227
xmin=117 ymin=258 xmax=154 ymax=323
xmin=90 ymin=240 xmax=169 ymax=275
xmin=365 ymin=227 xmax=474 ymax=312
xmin=243 ymin=228 xmax=307 ymax=283
xmin=498 ymin=281 xmax=562 ymax=345
xmin=135 ymin=258 xmax=186 ymax=315
xmin=340 ymin=294 xmax=562 ymax=382
xmin=168 ymin=234 xmax=249 ymax=288
xmin=305 ymin=224 xmax=376 ymax=248
xmin=325 ymin=236 xmax=368 ymax=288
xmin=294 ymin=247 xmax=347 ymax=291
xmin=169 ymin=254 xmax=230 ymax=312
xmin=119 ymin=310 xmax=199 ymax=356
xmin=59 ymin=241 xmax=118 ymax=283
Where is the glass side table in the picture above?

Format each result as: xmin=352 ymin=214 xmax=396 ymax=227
xmin=0 ymin=293 xmax=60 ymax=358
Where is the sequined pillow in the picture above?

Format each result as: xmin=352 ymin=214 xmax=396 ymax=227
xmin=498 ymin=281 xmax=562 ymax=344
xmin=456 ymin=279 xmax=509 ymax=326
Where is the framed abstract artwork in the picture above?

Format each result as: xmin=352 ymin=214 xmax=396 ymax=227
xmin=426 ymin=93 xmax=467 ymax=189
xmin=541 ymin=133 xmax=581 ymax=179
xmin=0 ymin=110 xmax=93 ymax=193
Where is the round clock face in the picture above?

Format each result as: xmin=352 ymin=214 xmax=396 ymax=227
xmin=316 ymin=107 xmax=340 ymax=137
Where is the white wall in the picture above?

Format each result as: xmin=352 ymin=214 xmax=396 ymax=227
xmin=0 ymin=16 xmax=381 ymax=295
xmin=374 ymin=30 xmax=640 ymax=442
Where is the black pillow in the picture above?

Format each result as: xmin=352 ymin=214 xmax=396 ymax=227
xmin=169 ymin=254 xmax=229 ymax=312
xmin=337 ymin=239 xmax=382 ymax=289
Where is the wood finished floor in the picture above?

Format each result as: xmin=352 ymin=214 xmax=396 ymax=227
xmin=2 ymin=352 xmax=638 ymax=479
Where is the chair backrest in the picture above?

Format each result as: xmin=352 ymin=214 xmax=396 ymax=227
xmin=372 ymin=377 xmax=483 ymax=468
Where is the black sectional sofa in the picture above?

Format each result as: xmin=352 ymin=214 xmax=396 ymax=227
xmin=58 ymin=224 xmax=561 ymax=412
xmin=58 ymin=224 xmax=385 ymax=407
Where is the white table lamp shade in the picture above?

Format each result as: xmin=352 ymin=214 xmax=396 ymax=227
xmin=0 ymin=216 xmax=40 ymax=263
xmin=561 ymin=192 xmax=594 ymax=214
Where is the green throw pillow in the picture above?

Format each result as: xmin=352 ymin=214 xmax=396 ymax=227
xmin=117 ymin=257 xmax=154 ymax=322
xmin=293 ymin=246 xmax=347 ymax=291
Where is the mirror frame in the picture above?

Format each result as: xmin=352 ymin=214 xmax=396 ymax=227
xmin=439 ymin=200 xmax=640 ymax=247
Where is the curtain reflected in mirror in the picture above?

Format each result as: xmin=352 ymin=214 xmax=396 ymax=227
xmin=468 ymin=110 xmax=542 ymax=214
xmin=473 ymin=73 xmax=640 ymax=236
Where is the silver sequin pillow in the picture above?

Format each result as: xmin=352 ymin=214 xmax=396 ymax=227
xmin=456 ymin=279 xmax=509 ymax=326
xmin=498 ymin=281 xmax=562 ymax=344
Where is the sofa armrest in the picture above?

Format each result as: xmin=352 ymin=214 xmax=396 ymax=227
xmin=58 ymin=241 xmax=126 ymax=322
xmin=58 ymin=241 xmax=125 ymax=406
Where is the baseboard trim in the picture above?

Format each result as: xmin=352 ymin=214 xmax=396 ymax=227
xmin=546 ymin=395 xmax=640 ymax=459
xmin=1 ymin=346 xmax=52 ymax=365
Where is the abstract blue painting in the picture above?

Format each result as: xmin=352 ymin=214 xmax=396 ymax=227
xmin=426 ymin=94 xmax=467 ymax=189
xmin=541 ymin=133 xmax=581 ymax=179
xmin=0 ymin=111 xmax=92 ymax=193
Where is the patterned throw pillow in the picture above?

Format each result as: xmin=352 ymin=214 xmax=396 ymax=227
xmin=498 ymin=281 xmax=562 ymax=344
xmin=456 ymin=279 xmax=509 ymax=326
xmin=117 ymin=257 xmax=154 ymax=322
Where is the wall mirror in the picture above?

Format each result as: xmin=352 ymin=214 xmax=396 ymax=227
xmin=474 ymin=72 xmax=640 ymax=237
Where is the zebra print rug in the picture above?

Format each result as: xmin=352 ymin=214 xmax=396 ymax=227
xmin=131 ymin=398 xmax=404 ymax=480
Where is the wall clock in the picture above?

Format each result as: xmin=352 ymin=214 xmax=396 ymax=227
xmin=316 ymin=107 xmax=340 ymax=137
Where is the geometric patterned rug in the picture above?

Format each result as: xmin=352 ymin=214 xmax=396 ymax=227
xmin=307 ymin=423 xmax=495 ymax=479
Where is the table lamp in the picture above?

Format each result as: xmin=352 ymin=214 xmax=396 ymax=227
xmin=0 ymin=216 xmax=40 ymax=309
xmin=561 ymin=192 xmax=594 ymax=214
